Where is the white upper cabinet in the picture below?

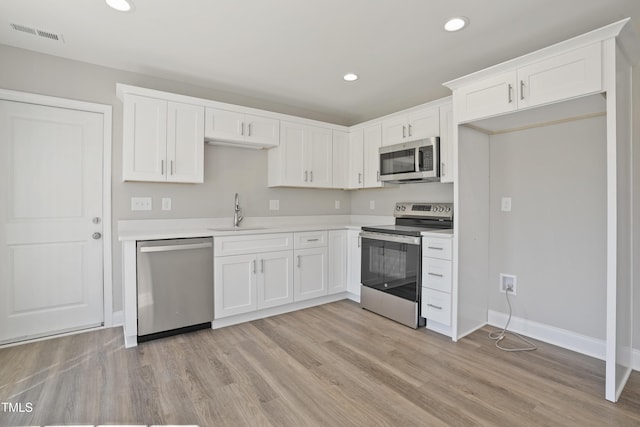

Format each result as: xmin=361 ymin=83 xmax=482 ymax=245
xmin=382 ymin=106 xmax=439 ymax=146
xmin=123 ymin=93 xmax=204 ymax=183
xmin=268 ymin=121 xmax=333 ymax=188
xmin=204 ymin=107 xmax=279 ymax=148
xmin=439 ymin=102 xmax=454 ymax=183
xmin=348 ymin=129 xmax=364 ymax=189
xmin=332 ymin=130 xmax=349 ymax=189
xmin=363 ymin=124 xmax=383 ymax=188
xmin=453 ymin=43 xmax=602 ymax=123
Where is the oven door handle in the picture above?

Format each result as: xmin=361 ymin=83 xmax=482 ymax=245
xmin=359 ymin=231 xmax=421 ymax=245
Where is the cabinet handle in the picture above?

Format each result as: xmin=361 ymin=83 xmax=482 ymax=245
xmin=297 ymin=255 xmax=301 ymax=268
xmin=248 ymin=123 xmax=252 ymax=137
xmin=304 ymin=171 xmax=308 ymax=182
xmin=508 ymin=84 xmax=513 ymax=103
xmin=253 ymin=259 xmax=256 ymax=274
xmin=408 ymin=124 xmax=412 ymax=137
xmin=170 ymin=160 xmax=174 ymax=175
xmin=441 ymin=162 xmax=445 ymax=177
xmin=520 ymin=80 xmax=525 ymax=100
xmin=261 ymin=259 xmax=264 ymax=273
xmin=161 ymin=159 xmax=165 ymax=175
xmin=402 ymin=125 xmax=406 ymax=138
xmin=377 ymin=171 xmax=380 ymax=181
xmin=307 ymin=238 xmax=320 ymax=242
xmin=428 ymin=272 xmax=444 ymax=278
xmin=241 ymin=121 xmax=245 ymax=136
xmin=427 ymin=246 xmax=443 ymax=250
xmin=310 ymin=171 xmax=313 ymax=182
xmin=358 ymin=172 xmax=362 ymax=184
xmin=427 ymin=303 xmax=443 ymax=310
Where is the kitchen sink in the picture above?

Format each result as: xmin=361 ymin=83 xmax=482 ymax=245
xmin=208 ymin=227 xmax=267 ymax=232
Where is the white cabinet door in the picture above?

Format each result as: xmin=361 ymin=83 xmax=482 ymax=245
xmin=166 ymin=101 xmax=204 ymax=183
xmin=347 ymin=230 xmax=362 ymax=296
xmin=123 ymin=94 xmax=167 ymax=182
xmin=279 ymin=121 xmax=308 ymax=186
xmin=257 ymin=250 xmax=294 ymax=309
xmin=454 ymin=71 xmax=518 ymax=123
xmin=294 ymin=247 xmax=328 ymax=301
xmin=408 ymin=107 xmax=439 ymax=140
xmin=332 ymin=130 xmax=349 ymax=189
xmin=204 ymin=107 xmax=243 ymax=142
xmin=363 ymin=124 xmax=383 ymax=188
xmin=381 ymin=115 xmax=407 ymax=146
xmin=309 ymin=125 xmax=333 ymax=187
xmin=348 ymin=129 xmax=364 ymax=189
xmin=244 ymin=113 xmax=279 ymax=147
xmin=439 ymin=102 xmax=454 ymax=183
xmin=517 ymin=43 xmax=602 ymax=109
xmin=328 ymin=230 xmax=348 ymax=294
xmin=214 ymin=254 xmax=257 ymax=318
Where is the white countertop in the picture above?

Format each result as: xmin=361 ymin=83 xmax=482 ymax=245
xmin=118 ymin=215 xmax=403 ymax=241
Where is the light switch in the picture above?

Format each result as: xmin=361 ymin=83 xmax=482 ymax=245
xmin=501 ymin=197 xmax=512 ymax=212
xmin=131 ymin=197 xmax=152 ymax=211
xmin=162 ymin=197 xmax=172 ymax=211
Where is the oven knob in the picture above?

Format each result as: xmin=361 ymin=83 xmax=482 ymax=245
xmin=396 ymin=205 xmax=401 ymax=211
xmin=446 ymin=207 xmax=451 ymax=212
xmin=401 ymin=206 xmax=406 ymax=211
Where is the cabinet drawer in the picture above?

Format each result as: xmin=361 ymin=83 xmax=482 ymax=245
xmin=294 ymin=231 xmax=328 ymax=249
xmin=422 ymin=288 xmax=451 ymax=326
xmin=214 ymin=233 xmax=293 ymax=256
xmin=422 ymin=258 xmax=452 ymax=293
xmin=422 ymin=237 xmax=452 ymax=260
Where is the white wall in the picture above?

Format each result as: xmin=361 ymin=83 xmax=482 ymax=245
xmin=349 ymin=183 xmax=453 ymax=215
xmin=0 ymin=44 xmax=352 ymax=313
xmin=488 ymin=116 xmax=607 ymax=340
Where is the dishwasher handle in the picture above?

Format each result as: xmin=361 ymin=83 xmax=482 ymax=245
xmin=139 ymin=242 xmax=212 ymax=253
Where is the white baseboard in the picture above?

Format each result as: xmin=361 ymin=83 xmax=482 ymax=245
xmin=111 ymin=310 xmax=124 ymax=327
xmin=487 ymin=310 xmax=606 ymax=360
xmin=633 ymin=348 xmax=640 ymax=372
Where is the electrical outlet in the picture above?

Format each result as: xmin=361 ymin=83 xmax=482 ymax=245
xmin=501 ymin=197 xmax=512 ymax=212
xmin=269 ymin=200 xmax=279 ymax=211
xmin=500 ymin=273 xmax=517 ymax=295
xmin=335 ymin=200 xmax=341 ymax=210
xmin=131 ymin=197 xmax=152 ymax=211
xmin=369 ymin=200 xmax=375 ymax=210
xmin=161 ymin=197 xmax=172 ymax=211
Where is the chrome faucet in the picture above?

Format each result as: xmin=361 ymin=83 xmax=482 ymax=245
xmin=233 ymin=193 xmax=243 ymax=227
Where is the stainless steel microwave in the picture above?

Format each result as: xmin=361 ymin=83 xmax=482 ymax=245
xmin=379 ymin=137 xmax=440 ymax=183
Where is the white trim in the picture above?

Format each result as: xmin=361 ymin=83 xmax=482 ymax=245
xmin=633 ymin=348 xmax=640 ymax=371
xmin=0 ymin=88 xmax=114 ymax=329
xmin=111 ymin=310 xmax=124 ymax=327
xmin=443 ymin=18 xmax=629 ymax=90
xmin=488 ymin=310 xmax=606 ymax=360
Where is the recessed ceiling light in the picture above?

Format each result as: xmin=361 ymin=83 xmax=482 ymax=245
xmin=343 ymin=73 xmax=358 ymax=82
xmin=106 ymin=0 xmax=134 ymax=12
xmin=444 ymin=17 xmax=469 ymax=32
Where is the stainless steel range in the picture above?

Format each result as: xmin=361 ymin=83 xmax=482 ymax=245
xmin=359 ymin=202 xmax=453 ymax=328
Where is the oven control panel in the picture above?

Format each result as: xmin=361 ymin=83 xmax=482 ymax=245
xmin=394 ymin=202 xmax=453 ymax=219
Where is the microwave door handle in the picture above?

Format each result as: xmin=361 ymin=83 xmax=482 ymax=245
xmin=415 ymin=147 xmax=421 ymax=172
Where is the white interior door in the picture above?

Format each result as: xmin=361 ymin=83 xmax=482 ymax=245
xmin=0 ymin=100 xmax=104 ymax=344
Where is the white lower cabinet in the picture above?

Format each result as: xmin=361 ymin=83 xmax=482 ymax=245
xmin=214 ymin=233 xmax=294 ymax=319
xmin=294 ymin=231 xmax=329 ymax=301
xmin=328 ymin=230 xmax=348 ymax=294
xmin=347 ymin=229 xmax=362 ymax=296
xmin=421 ymin=236 xmax=453 ymax=332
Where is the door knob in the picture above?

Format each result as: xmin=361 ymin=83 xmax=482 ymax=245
xmin=92 ymin=232 xmax=102 ymax=240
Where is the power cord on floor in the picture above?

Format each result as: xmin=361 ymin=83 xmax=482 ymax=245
xmin=488 ymin=287 xmax=537 ymax=352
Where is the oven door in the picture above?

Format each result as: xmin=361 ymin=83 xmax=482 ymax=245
xmin=360 ymin=231 xmax=421 ymax=302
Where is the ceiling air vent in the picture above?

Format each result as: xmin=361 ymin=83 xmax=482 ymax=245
xmin=10 ymin=23 xmax=64 ymax=43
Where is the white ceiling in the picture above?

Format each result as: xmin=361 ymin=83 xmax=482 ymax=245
xmin=1 ymin=0 xmax=640 ymax=125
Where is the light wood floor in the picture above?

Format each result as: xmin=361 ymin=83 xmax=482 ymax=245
xmin=1 ymin=300 xmax=640 ymax=426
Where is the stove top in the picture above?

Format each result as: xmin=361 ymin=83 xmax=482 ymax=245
xmin=362 ymin=202 xmax=453 ymax=236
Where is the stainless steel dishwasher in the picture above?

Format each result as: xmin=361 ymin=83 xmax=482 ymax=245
xmin=136 ymin=237 xmax=214 ymax=342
